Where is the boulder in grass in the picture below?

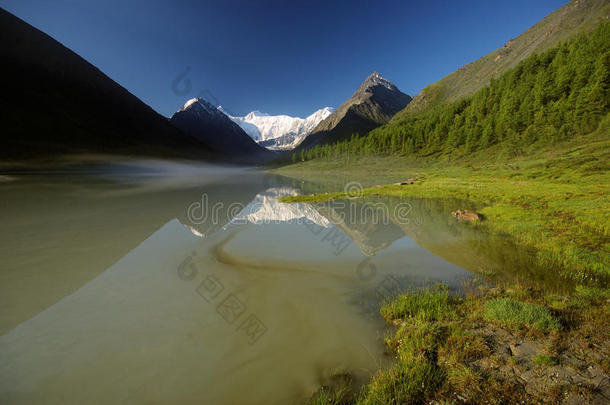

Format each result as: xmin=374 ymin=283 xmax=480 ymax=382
xmin=451 ymin=209 xmax=482 ymax=221
xmin=397 ymin=177 xmax=418 ymax=186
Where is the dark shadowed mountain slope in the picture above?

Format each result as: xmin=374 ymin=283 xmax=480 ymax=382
xmin=170 ymin=98 xmax=273 ymax=161
xmin=395 ymin=0 xmax=610 ymax=120
xmin=296 ymin=72 xmax=411 ymax=150
xmin=0 ymin=8 xmax=219 ymax=163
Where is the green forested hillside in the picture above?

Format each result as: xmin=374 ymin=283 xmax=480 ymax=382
xmin=293 ymin=22 xmax=609 ymax=163
xmin=397 ymin=0 xmax=610 ymax=118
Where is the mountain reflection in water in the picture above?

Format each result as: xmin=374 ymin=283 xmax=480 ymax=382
xmin=0 ymin=166 xmax=553 ymax=405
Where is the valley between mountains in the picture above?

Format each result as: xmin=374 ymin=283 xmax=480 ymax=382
xmin=1 ymin=0 xmax=609 ymax=404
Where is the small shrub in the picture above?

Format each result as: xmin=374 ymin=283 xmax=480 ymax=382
xmin=483 ymin=298 xmax=561 ymax=332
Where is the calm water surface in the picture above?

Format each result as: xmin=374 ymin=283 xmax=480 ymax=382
xmin=0 ymin=164 xmax=547 ymax=404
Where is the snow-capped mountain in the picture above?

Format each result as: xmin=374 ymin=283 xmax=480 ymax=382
xmin=182 ymin=187 xmax=331 ymax=237
xmin=218 ymin=106 xmax=333 ymax=150
xmin=228 ymin=187 xmax=331 ymax=226
xmin=170 ymin=98 xmax=271 ymax=160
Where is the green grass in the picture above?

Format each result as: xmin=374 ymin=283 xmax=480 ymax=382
xmin=380 ymin=285 xmax=459 ymax=323
xmin=357 ymin=286 xmax=459 ymax=404
xmin=575 ymin=285 xmax=610 ymax=301
xmin=309 ymin=387 xmax=350 ymax=405
xmin=356 ymin=285 xmax=523 ymax=404
xmin=532 ymin=354 xmax=558 ymax=366
xmin=389 ymin=321 xmax=442 ymax=361
xmin=483 ymin=298 xmax=561 ymax=333
xmin=446 ymin=364 xmax=484 ymax=398
xmin=324 ymin=283 xmax=608 ymax=404
xmin=308 ymin=372 xmax=353 ymax=405
xmin=356 ymin=359 xmax=444 ymax=405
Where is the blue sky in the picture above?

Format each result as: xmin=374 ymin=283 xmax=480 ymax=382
xmin=3 ymin=0 xmax=567 ymax=118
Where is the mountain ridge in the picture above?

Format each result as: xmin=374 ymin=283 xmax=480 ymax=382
xmin=170 ymin=98 xmax=272 ymax=160
xmin=220 ymin=107 xmax=334 ymax=150
xmin=0 ymin=7 xmax=220 ymax=164
xmin=395 ymin=0 xmax=610 ymax=120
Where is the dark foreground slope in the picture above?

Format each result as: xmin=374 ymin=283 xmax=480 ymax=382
xmin=0 ymin=8 xmax=217 ymax=164
xmin=396 ymin=0 xmax=610 ymax=119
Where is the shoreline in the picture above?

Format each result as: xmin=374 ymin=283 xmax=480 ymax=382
xmin=273 ymin=132 xmax=609 ymax=403
xmin=309 ymin=284 xmax=609 ymax=404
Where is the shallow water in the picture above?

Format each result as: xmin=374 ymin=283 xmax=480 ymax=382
xmin=0 ymin=165 xmax=547 ymax=404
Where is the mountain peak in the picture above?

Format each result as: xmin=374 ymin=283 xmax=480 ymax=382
xmin=182 ymin=97 xmax=200 ymax=109
xmin=296 ymin=72 xmax=411 ymax=150
xmin=359 ymin=72 xmax=398 ymax=92
xmin=223 ymin=107 xmax=334 ymax=150
xmin=179 ymin=97 xmax=229 ymax=120
xmin=318 ymin=106 xmax=335 ymax=114
xmin=171 ymin=97 xmax=271 ymax=159
xmin=179 ymin=97 xmax=214 ymax=113
xmin=245 ymin=110 xmax=269 ymax=120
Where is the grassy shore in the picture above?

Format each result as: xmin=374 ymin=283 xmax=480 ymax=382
xmin=273 ymin=127 xmax=610 ymax=404
xmin=276 ymin=128 xmax=610 ymax=287
xmin=309 ymin=284 xmax=609 ymax=404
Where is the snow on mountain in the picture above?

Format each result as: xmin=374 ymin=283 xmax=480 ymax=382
xmin=217 ymin=106 xmax=334 ymax=150
xmin=171 ymin=98 xmax=271 ymax=159
xmin=360 ymin=71 xmax=398 ymax=92
xmin=180 ymin=97 xmax=225 ymax=116
xmin=229 ymin=187 xmax=331 ymax=227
